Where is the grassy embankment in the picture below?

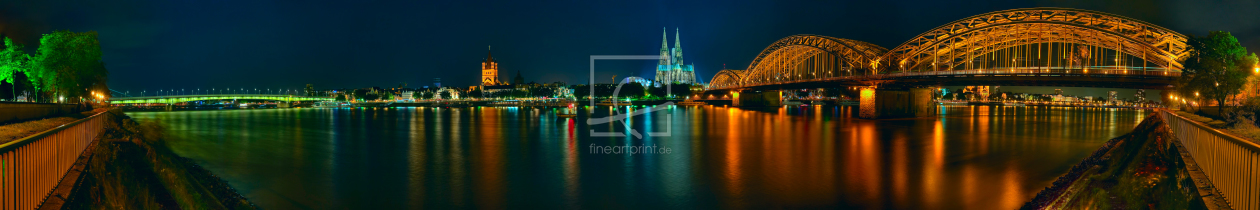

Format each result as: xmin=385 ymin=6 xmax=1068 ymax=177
xmin=64 ymin=109 xmax=256 ymax=209
xmin=1178 ymin=109 xmax=1260 ymax=142
xmin=0 ymin=110 xmax=101 ymax=143
xmin=1022 ymin=113 xmax=1208 ymax=209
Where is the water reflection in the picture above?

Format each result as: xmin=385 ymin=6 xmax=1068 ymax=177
xmin=127 ymin=105 xmax=1145 ymax=209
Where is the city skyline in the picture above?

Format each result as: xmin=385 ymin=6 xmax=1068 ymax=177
xmin=4 ymin=1 xmax=1257 ymax=209
xmin=1 ymin=0 xmax=1256 ymax=92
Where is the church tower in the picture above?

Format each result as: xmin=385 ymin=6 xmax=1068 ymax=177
xmin=481 ymin=46 xmax=500 ymax=85
xmin=659 ymin=28 xmax=670 ymax=65
xmin=673 ymin=28 xmax=683 ymax=65
xmin=513 ymin=70 xmax=524 ymax=85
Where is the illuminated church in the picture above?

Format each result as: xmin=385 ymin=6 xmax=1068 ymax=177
xmin=656 ymin=28 xmax=697 ymax=84
xmin=482 ymin=47 xmax=503 ymax=86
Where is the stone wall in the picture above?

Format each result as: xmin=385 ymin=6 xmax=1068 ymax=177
xmin=0 ymin=102 xmax=85 ymax=124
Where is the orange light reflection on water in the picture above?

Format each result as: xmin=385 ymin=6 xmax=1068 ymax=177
xmin=722 ymin=106 xmax=746 ymax=209
xmin=473 ymin=107 xmax=505 ymax=209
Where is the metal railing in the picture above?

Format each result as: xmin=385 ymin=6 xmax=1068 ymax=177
xmin=0 ymin=109 xmax=110 ymax=210
xmin=1161 ymin=109 xmax=1260 ymax=210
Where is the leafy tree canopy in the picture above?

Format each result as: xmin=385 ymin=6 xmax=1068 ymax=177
xmin=0 ymin=37 xmax=29 ymax=85
xmin=32 ymin=30 xmax=107 ymax=99
xmin=1178 ymin=31 xmax=1259 ymax=111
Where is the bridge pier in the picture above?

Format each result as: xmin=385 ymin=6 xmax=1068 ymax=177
xmin=859 ymin=87 xmax=936 ymax=119
xmin=733 ymin=90 xmax=781 ymax=107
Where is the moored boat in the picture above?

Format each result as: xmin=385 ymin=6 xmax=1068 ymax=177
xmin=557 ymin=103 xmax=578 ymax=118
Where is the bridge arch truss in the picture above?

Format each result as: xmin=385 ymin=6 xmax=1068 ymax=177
xmin=738 ymin=35 xmax=888 ymax=87
xmin=708 ymin=69 xmax=746 ymax=89
xmin=880 ymin=8 xmax=1188 ymax=73
xmin=708 ymin=8 xmax=1189 ymax=91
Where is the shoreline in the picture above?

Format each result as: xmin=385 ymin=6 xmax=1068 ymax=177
xmin=63 ymin=109 xmax=257 ymax=209
xmin=1021 ymin=112 xmax=1208 ymax=209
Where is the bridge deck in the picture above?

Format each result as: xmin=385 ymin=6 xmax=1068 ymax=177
xmin=109 ymin=94 xmax=334 ymax=104
xmin=710 ymin=68 xmax=1177 ymax=90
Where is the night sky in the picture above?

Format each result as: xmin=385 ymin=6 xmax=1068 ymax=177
xmin=1 ymin=0 xmax=1257 ymax=95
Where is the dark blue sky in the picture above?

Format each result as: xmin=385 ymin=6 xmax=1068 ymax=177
xmin=1 ymin=0 xmax=1257 ymax=93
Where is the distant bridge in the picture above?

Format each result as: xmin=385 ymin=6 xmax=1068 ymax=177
xmin=108 ymin=94 xmax=334 ymax=104
xmin=708 ymin=8 xmax=1187 ymax=91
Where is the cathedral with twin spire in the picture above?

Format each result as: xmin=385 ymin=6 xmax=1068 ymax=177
xmin=656 ymin=28 xmax=697 ymax=85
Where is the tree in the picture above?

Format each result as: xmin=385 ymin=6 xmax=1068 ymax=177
xmin=529 ymin=86 xmax=555 ymax=98
xmin=1178 ymin=31 xmax=1259 ymax=115
xmin=32 ymin=31 xmax=108 ymax=102
xmin=510 ymin=89 xmax=527 ymax=98
xmin=647 ymin=85 xmax=666 ymax=99
xmin=616 ymin=82 xmax=646 ymax=99
xmin=571 ymin=85 xmax=590 ymax=99
xmin=334 ymin=94 xmax=346 ymax=101
xmin=352 ymin=89 xmax=370 ymax=101
xmin=1 ymin=37 xmax=30 ymax=100
xmin=467 ymin=89 xmax=482 ymax=98
xmin=593 ymin=84 xmax=616 ymax=98
xmin=672 ymin=83 xmax=693 ymax=98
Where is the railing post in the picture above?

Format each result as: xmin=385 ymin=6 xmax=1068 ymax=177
xmin=1163 ymin=109 xmax=1260 ymax=209
xmin=0 ymin=109 xmax=111 ymax=209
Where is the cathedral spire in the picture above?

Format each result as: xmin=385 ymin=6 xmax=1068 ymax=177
xmin=673 ymin=28 xmax=683 ymax=65
xmin=659 ymin=28 xmax=669 ymax=65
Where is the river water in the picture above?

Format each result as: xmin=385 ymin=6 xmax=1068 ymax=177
xmin=126 ymin=105 xmax=1148 ymax=209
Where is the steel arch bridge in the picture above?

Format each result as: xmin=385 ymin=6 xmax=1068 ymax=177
xmin=710 ymin=35 xmax=888 ymax=89
xmin=708 ymin=8 xmax=1188 ymax=91
xmin=710 ymin=69 xmax=746 ymax=89
xmin=108 ymin=94 xmax=334 ymax=104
